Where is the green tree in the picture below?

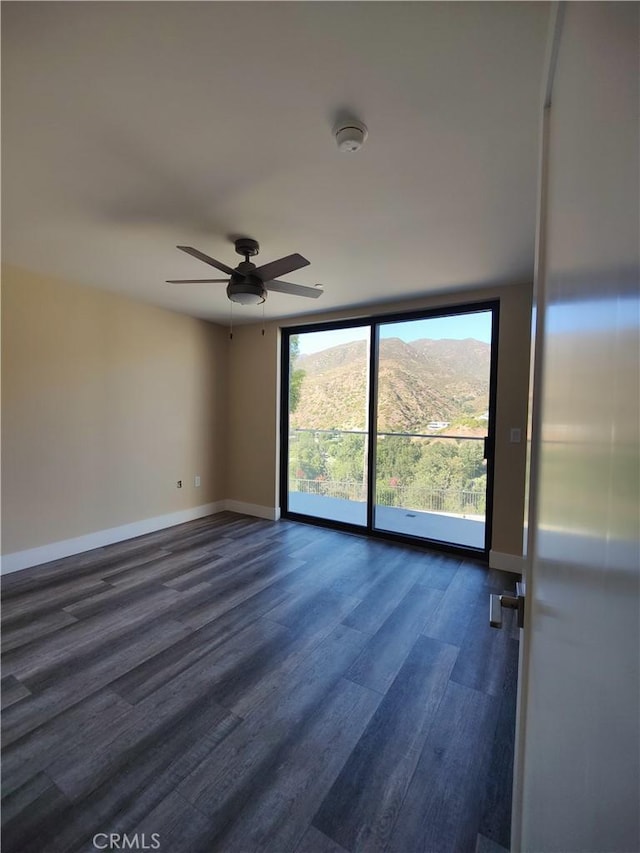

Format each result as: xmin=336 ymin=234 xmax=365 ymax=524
xmin=413 ymin=441 xmax=464 ymax=491
xmin=458 ymin=440 xmax=486 ymax=485
xmin=374 ymin=436 xmax=422 ymax=507
xmin=289 ymin=335 xmax=305 ymax=415
xmin=326 ymin=433 xmax=366 ymax=482
xmin=375 ymin=436 xmax=421 ymax=486
xmin=290 ymin=430 xmax=327 ymax=481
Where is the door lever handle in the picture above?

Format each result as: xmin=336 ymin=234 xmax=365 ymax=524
xmin=490 ymin=581 xmax=526 ymax=629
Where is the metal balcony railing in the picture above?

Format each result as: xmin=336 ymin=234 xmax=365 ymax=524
xmin=289 ymin=478 xmax=485 ymax=515
xmin=288 ymin=428 xmax=486 ymax=515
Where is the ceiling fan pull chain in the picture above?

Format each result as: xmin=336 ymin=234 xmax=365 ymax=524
xmin=229 ymin=302 xmax=233 ymax=340
xmin=262 ymin=301 xmax=265 ymax=336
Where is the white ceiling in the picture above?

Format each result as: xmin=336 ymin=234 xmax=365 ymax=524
xmin=2 ymin=1 xmax=549 ymax=325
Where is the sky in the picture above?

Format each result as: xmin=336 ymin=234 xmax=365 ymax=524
xmin=296 ymin=310 xmax=492 ymax=355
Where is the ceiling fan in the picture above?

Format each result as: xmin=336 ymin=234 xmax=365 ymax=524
xmin=167 ymin=238 xmax=324 ymax=305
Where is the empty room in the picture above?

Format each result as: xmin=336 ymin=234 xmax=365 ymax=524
xmin=1 ymin=3 xmax=638 ymax=852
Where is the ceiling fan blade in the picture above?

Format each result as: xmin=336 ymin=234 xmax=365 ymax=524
xmin=166 ymin=279 xmax=229 ymax=284
xmin=177 ymin=246 xmax=235 ymax=276
xmin=254 ymin=253 xmax=310 ymax=282
xmin=265 ymin=280 xmax=324 ymax=299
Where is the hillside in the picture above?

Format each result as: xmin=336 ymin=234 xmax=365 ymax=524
xmin=290 ymin=337 xmax=490 ymax=434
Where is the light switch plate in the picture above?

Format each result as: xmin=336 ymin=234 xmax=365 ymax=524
xmin=510 ymin=428 xmax=522 ymax=443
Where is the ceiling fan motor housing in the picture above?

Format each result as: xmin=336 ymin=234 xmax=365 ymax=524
xmin=227 ymin=276 xmax=266 ymax=305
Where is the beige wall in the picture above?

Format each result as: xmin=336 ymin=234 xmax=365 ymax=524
xmin=227 ymin=323 xmax=281 ymax=510
xmin=228 ymin=282 xmax=532 ymax=557
xmin=1 ymin=265 xmax=228 ymax=554
xmin=2 ymin=265 xmax=531 ymax=559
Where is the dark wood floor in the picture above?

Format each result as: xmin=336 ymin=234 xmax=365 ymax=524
xmin=1 ymin=513 xmax=519 ymax=853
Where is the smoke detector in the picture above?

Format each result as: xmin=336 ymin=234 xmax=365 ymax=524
xmin=334 ymin=119 xmax=368 ymax=153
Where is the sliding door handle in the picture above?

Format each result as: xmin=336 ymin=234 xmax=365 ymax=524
xmin=490 ymin=581 xmax=526 ymax=629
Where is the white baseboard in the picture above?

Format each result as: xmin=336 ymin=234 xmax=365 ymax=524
xmin=0 ymin=510 xmax=523 ymax=577
xmin=489 ymin=549 xmax=526 ymax=574
xmin=224 ymin=500 xmax=281 ymax=521
xmin=0 ymin=501 xmax=226 ymax=575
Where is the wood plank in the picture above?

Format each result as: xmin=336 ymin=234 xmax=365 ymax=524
xmin=265 ymin=585 xmax=361 ymax=634
xmin=281 ymin=527 xmax=354 ymax=560
xmin=478 ymin=637 xmax=520 ymax=848
xmin=177 ymin=624 xmax=368 ymax=813
xmin=90 ymin=549 xmax=218 ymax=591
xmin=0 ymin=674 xmax=32 ymax=709
xmin=224 ymin=595 xmax=364 ymax=719
xmin=346 ymin=583 xmax=444 ymax=694
xmin=110 ymin=581 xmax=293 ymax=705
xmin=213 ymin=678 xmax=381 ymax=853
xmin=450 ymin=597 xmax=517 ymax=696
xmin=41 ymin=704 xmax=239 ymax=853
xmin=326 ymin=551 xmax=397 ymax=600
xmin=418 ymin=551 xmax=463 ymax=590
xmin=45 ymin=626 xmax=255 ymax=798
xmin=312 ymin=635 xmax=459 ymax=851
xmin=1 ymin=690 xmax=132 ymax=798
xmin=1 ymin=576 xmax=110 ymax=622
xmin=130 ymin=791 xmax=215 ymax=853
xmin=162 ymin=539 xmax=305 ymax=593
xmin=1 ymin=609 xmax=79 ymax=653
xmin=0 ymin=513 xmax=519 ymax=853
xmin=62 ymin=576 xmax=209 ymax=621
xmin=1 ymin=774 xmax=70 ymax=853
xmin=1 ymin=772 xmax=59 ymax=827
xmin=341 ymin=551 xmax=427 ymax=635
xmin=2 ymin=545 xmax=172 ymax=596
xmin=386 ymin=681 xmax=499 ymax=853
xmin=3 ymin=586 xmax=188 ymax=682
xmin=422 ymin=559 xmax=489 ymax=646
xmin=172 ymin=556 xmax=307 ymax=630
xmin=295 ymin=825 xmax=351 ymax=853
xmin=476 ymin=833 xmax=510 ymax=853
xmin=1 ymin=619 xmax=191 ymax=747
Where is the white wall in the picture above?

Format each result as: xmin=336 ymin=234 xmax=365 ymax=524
xmin=517 ymin=4 xmax=639 ymax=851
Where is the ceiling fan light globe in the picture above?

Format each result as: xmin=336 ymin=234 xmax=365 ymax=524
xmin=230 ymin=292 xmax=264 ymax=305
xmin=226 ymin=281 xmax=266 ymax=305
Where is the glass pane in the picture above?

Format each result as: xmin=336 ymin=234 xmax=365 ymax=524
xmin=375 ymin=435 xmax=487 ymax=548
xmin=373 ymin=311 xmax=492 ymax=548
xmin=287 ymin=326 xmax=370 ymax=526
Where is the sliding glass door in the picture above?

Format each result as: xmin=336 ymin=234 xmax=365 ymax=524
xmin=282 ymin=304 xmax=497 ymax=555
xmin=373 ymin=312 xmax=493 ymax=549
xmin=285 ymin=325 xmax=371 ymax=526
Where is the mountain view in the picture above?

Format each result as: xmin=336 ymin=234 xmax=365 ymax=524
xmin=287 ymin=336 xmax=491 ymax=518
xmin=290 ymin=337 xmax=490 ymax=435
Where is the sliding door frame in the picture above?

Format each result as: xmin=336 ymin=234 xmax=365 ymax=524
xmin=280 ymin=299 xmax=500 ymax=560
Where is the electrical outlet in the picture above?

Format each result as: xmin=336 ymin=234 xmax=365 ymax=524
xmin=510 ymin=428 xmax=522 ymax=444
xmin=176 ymin=480 xmax=182 ymax=489
xmin=194 ymin=475 xmax=201 ymax=488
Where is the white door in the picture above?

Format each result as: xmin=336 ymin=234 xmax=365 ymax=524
xmin=511 ymin=4 xmax=639 ymax=851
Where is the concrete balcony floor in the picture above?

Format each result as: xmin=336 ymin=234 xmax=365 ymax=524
xmin=287 ymin=492 xmax=485 ymax=549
